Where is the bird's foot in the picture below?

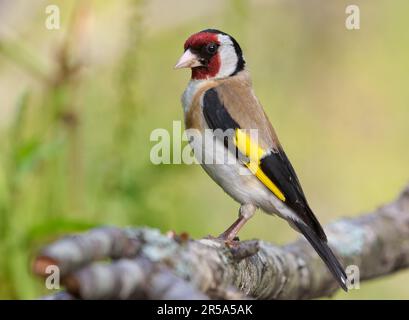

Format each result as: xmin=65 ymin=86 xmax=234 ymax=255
xmin=203 ymin=234 xmax=240 ymax=247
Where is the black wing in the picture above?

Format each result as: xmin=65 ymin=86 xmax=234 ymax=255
xmin=259 ymin=149 xmax=327 ymax=241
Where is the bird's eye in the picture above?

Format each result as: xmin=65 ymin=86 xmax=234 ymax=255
xmin=206 ymin=43 xmax=218 ymax=54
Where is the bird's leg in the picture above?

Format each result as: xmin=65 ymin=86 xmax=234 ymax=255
xmin=218 ymin=204 xmax=256 ymax=242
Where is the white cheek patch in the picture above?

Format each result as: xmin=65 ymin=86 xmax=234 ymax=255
xmin=216 ymin=34 xmax=239 ymax=79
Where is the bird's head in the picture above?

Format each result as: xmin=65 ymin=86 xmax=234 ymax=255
xmin=175 ymin=29 xmax=245 ymax=80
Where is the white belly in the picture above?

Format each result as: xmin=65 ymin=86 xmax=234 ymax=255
xmin=191 ymin=135 xmax=279 ymax=214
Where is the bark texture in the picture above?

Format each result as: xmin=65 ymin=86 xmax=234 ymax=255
xmin=34 ymin=184 xmax=409 ymax=299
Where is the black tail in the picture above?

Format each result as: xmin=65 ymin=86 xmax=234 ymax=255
xmin=294 ymin=221 xmax=348 ymax=292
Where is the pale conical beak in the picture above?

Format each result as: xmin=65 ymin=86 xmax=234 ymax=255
xmin=174 ymin=49 xmax=202 ymax=69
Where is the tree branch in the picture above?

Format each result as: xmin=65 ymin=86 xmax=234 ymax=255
xmin=33 ymin=184 xmax=409 ymax=299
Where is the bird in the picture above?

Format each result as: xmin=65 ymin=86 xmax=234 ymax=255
xmin=174 ymin=29 xmax=348 ymax=291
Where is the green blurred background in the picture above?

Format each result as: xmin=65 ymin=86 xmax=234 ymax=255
xmin=0 ymin=0 xmax=408 ymax=299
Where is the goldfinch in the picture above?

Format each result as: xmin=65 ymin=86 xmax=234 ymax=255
xmin=175 ymin=29 xmax=347 ymax=291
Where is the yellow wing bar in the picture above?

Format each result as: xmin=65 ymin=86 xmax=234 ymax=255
xmin=235 ymin=129 xmax=286 ymax=201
